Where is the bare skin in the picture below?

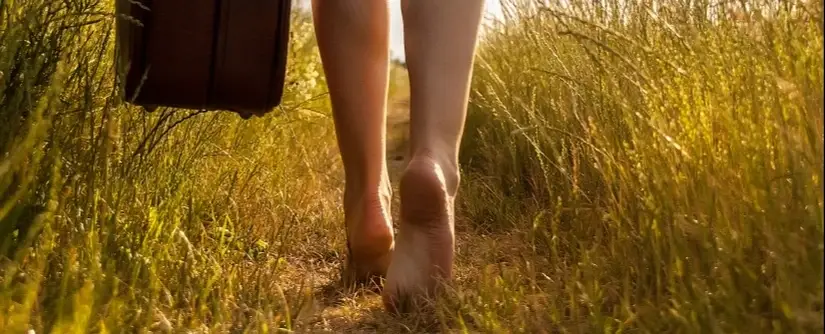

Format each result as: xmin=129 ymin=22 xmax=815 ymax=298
xmin=312 ymin=1 xmax=394 ymax=284
xmin=311 ymin=0 xmax=485 ymax=311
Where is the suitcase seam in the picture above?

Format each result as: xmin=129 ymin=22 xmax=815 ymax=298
xmin=206 ymin=0 xmax=226 ymax=110
xmin=266 ymin=0 xmax=293 ymax=110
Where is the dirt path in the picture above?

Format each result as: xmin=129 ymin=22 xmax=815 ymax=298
xmin=286 ymin=99 xmax=443 ymax=333
xmin=282 ymin=96 xmax=525 ymax=333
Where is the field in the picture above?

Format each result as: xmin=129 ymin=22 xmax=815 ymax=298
xmin=0 ymin=0 xmax=822 ymax=332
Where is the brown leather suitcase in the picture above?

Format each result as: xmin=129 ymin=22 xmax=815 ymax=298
xmin=115 ymin=0 xmax=293 ymax=118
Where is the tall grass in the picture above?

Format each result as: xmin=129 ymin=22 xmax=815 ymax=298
xmin=0 ymin=1 xmax=344 ymax=331
xmin=452 ymin=0 xmax=823 ymax=331
xmin=0 ymin=0 xmax=822 ymax=332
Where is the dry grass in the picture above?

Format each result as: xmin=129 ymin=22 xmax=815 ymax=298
xmin=1 ymin=0 xmax=822 ymax=333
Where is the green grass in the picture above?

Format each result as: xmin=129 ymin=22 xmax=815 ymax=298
xmin=1 ymin=0 xmax=822 ymax=332
xmin=452 ymin=0 xmax=823 ymax=332
xmin=1 ymin=2 xmax=342 ymax=331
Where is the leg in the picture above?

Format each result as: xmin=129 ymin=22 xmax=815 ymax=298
xmin=311 ymin=0 xmax=394 ymax=285
xmin=383 ymin=0 xmax=485 ymax=312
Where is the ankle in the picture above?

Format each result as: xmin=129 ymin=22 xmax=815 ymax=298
xmin=343 ymin=178 xmax=392 ymax=211
xmin=344 ymin=181 xmax=394 ymax=258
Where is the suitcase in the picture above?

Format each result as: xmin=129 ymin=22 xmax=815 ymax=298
xmin=115 ymin=0 xmax=293 ymax=118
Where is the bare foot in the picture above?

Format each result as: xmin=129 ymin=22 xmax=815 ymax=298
xmin=343 ymin=186 xmax=395 ymax=287
xmin=382 ymin=154 xmax=458 ymax=313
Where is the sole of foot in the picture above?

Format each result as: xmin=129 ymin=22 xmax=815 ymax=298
xmin=382 ymin=155 xmax=457 ymax=314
